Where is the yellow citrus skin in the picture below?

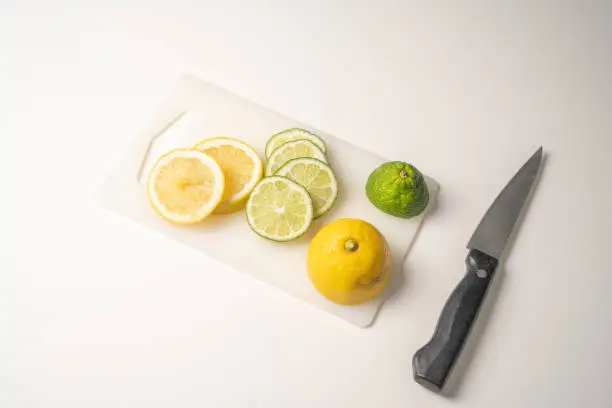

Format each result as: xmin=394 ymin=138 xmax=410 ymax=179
xmin=307 ymin=218 xmax=391 ymax=305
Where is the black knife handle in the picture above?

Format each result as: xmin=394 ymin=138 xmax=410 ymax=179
xmin=412 ymin=249 xmax=499 ymax=393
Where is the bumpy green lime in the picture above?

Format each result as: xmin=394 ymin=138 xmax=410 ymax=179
xmin=365 ymin=161 xmax=429 ymax=218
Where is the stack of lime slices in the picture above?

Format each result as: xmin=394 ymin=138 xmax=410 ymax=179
xmin=246 ymin=128 xmax=339 ymax=241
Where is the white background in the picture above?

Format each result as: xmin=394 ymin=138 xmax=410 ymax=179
xmin=1 ymin=1 xmax=611 ymax=407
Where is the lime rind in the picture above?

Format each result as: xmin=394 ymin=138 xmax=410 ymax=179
xmin=265 ymin=128 xmax=327 ymax=158
xmin=246 ymin=176 xmax=314 ymax=242
xmin=265 ymin=139 xmax=327 ymax=175
xmin=365 ymin=161 xmax=429 ymax=218
xmin=276 ymin=157 xmax=338 ymax=218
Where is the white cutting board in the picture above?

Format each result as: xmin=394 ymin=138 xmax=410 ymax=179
xmin=98 ymin=74 xmax=438 ymax=327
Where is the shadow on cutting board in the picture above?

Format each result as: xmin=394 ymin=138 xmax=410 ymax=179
xmin=370 ymin=179 xmax=443 ymax=324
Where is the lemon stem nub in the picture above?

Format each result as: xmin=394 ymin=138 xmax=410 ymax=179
xmin=399 ymin=170 xmax=408 ymax=179
xmin=344 ymin=239 xmax=359 ymax=252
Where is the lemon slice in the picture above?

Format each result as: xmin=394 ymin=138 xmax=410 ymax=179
xmin=195 ymin=137 xmax=263 ymax=214
xmin=265 ymin=128 xmax=327 ymax=159
xmin=265 ymin=139 xmax=327 ymax=175
xmin=276 ymin=158 xmax=338 ymax=218
xmin=147 ymin=149 xmax=225 ymax=224
xmin=246 ymin=176 xmax=313 ymax=241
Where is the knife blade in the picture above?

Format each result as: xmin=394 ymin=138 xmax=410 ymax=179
xmin=412 ymin=147 xmax=543 ymax=393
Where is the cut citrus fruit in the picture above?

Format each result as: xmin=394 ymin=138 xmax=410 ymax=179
xmin=276 ymin=158 xmax=338 ymax=218
xmin=147 ymin=149 xmax=225 ymax=224
xmin=195 ymin=137 xmax=263 ymax=214
xmin=265 ymin=128 xmax=327 ymax=158
xmin=246 ymin=176 xmax=313 ymax=241
xmin=265 ymin=139 xmax=327 ymax=175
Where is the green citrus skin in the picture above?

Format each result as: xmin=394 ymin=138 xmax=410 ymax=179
xmin=365 ymin=161 xmax=429 ymax=218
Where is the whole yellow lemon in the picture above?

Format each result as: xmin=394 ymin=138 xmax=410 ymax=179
xmin=307 ymin=218 xmax=391 ymax=305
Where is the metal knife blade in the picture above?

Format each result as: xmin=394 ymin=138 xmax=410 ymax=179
xmin=467 ymin=146 xmax=543 ymax=259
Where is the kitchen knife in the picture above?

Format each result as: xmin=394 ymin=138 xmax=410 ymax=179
xmin=412 ymin=147 xmax=543 ymax=393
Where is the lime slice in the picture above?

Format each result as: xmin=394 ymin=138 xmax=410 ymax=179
xmin=265 ymin=139 xmax=326 ymax=175
xmin=276 ymin=158 xmax=338 ymax=218
xmin=246 ymin=176 xmax=314 ymax=241
xmin=265 ymin=128 xmax=327 ymax=158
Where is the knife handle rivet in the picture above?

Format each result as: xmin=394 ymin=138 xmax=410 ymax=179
xmin=476 ymin=269 xmax=488 ymax=279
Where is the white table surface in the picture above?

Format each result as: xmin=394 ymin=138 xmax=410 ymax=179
xmin=1 ymin=1 xmax=611 ymax=407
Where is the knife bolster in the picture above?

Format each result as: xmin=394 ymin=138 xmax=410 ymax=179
xmin=466 ymin=249 xmax=499 ymax=280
